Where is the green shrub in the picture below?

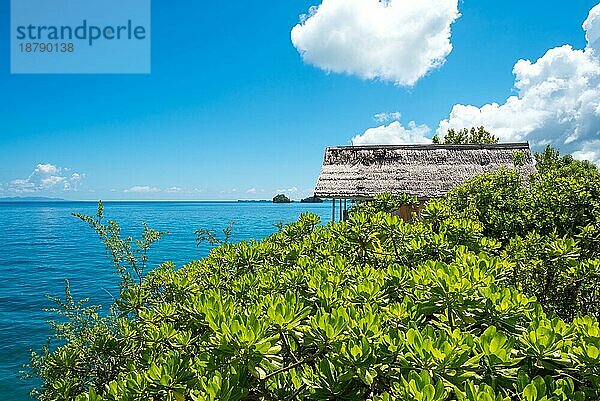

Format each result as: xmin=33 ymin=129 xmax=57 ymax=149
xmin=29 ymin=198 xmax=600 ymax=400
xmin=442 ymin=148 xmax=600 ymax=246
xmin=437 ymin=147 xmax=600 ymax=321
xmin=349 ymin=193 xmax=418 ymax=216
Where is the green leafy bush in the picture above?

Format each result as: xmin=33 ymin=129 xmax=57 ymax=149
xmin=442 ymin=148 xmax=600 ymax=246
xmin=436 ymin=148 xmax=600 ymax=322
xmin=349 ymin=193 xmax=419 ymax=216
xmin=29 ymin=191 xmax=600 ymax=400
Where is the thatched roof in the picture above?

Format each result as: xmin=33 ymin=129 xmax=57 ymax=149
xmin=314 ymin=143 xmax=536 ymax=199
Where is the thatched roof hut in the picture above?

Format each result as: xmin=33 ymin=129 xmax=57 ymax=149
xmin=314 ymin=143 xmax=536 ymax=201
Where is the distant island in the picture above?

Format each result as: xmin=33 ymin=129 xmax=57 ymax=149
xmin=0 ymin=196 xmax=66 ymax=202
xmin=273 ymin=194 xmax=292 ymax=203
xmin=237 ymin=199 xmax=270 ymax=203
xmin=300 ymin=196 xmax=323 ymax=203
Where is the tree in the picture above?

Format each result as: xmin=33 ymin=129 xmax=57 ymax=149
xmin=433 ymin=126 xmax=499 ymax=145
xmin=534 ymin=145 xmax=597 ymax=175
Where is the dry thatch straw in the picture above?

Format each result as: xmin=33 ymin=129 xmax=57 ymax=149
xmin=314 ymin=143 xmax=536 ymax=200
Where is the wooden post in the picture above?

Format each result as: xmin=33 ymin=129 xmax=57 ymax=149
xmin=332 ymin=197 xmax=336 ymax=222
xmin=339 ymin=199 xmax=343 ymax=221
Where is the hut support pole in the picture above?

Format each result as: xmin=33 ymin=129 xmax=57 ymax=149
xmin=332 ymin=198 xmax=336 ymax=222
xmin=339 ymin=199 xmax=343 ymax=221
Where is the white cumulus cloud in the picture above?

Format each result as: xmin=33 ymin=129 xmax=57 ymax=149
xmin=291 ymin=0 xmax=460 ymax=86
xmin=35 ymin=163 xmax=60 ymax=175
xmin=584 ymin=3 xmax=600 ymax=50
xmin=4 ymin=163 xmax=84 ymax=194
xmin=352 ymin=120 xmax=432 ymax=145
xmin=436 ymin=3 xmax=600 ymax=163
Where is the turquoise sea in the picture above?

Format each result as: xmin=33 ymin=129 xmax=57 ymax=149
xmin=0 ymin=201 xmax=331 ymax=400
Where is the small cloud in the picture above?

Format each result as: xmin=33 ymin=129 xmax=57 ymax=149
xmin=164 ymin=187 xmax=182 ymax=193
xmin=35 ymin=163 xmax=60 ymax=175
xmin=374 ymin=112 xmax=402 ymax=123
xmin=276 ymin=186 xmax=298 ymax=193
xmin=40 ymin=175 xmax=65 ymax=188
xmin=245 ymin=188 xmax=266 ymax=196
xmin=123 ymin=186 xmax=161 ymax=194
xmin=352 ymin=120 xmax=432 ymax=145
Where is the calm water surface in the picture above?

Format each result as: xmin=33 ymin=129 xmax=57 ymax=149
xmin=0 ymin=201 xmax=331 ymax=400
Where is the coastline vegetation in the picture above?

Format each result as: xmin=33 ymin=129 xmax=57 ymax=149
xmin=28 ymin=147 xmax=600 ymax=401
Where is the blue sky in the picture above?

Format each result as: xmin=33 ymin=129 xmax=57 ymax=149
xmin=0 ymin=0 xmax=599 ymax=200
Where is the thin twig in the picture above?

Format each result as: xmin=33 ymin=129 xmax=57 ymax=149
xmin=280 ymin=331 xmax=299 ymax=363
xmin=263 ymin=350 xmax=323 ymax=381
